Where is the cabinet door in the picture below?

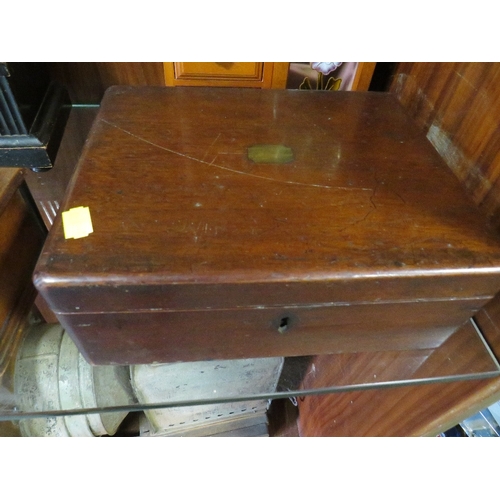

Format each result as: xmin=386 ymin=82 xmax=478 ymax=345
xmin=163 ymin=62 xmax=288 ymax=88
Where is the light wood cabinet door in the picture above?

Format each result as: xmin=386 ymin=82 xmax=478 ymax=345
xmin=163 ymin=62 xmax=288 ymax=88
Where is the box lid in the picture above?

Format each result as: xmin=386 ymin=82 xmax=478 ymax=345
xmin=34 ymin=87 xmax=500 ymax=314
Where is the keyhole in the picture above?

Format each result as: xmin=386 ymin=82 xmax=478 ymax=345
xmin=278 ymin=317 xmax=290 ymax=334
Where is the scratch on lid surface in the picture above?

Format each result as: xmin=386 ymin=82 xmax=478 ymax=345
xmin=101 ymin=119 xmax=373 ymax=192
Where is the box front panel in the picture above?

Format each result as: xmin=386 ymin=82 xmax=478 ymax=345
xmin=56 ymin=298 xmax=487 ymax=365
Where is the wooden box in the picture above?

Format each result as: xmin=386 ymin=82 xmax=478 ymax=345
xmin=33 ymin=87 xmax=500 ymax=365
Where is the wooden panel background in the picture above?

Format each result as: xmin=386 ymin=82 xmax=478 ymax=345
xmin=47 ymin=62 xmax=372 ymax=103
xmin=48 ymin=62 xmax=287 ymax=102
xmin=0 ymin=171 xmax=46 ymax=437
xmin=0 ymin=171 xmax=45 ymax=374
xmin=298 ymin=296 xmax=500 ymax=436
xmin=298 ymin=62 xmax=500 ymax=436
xmin=391 ymin=63 xmax=500 ymax=229
xmin=164 ymin=62 xmax=290 ymax=89
xmin=47 ymin=63 xmax=165 ymax=104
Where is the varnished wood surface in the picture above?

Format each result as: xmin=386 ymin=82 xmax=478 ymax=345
xmin=269 ymin=63 xmax=290 ymax=89
xmin=299 ymin=318 xmax=500 ymax=388
xmin=268 ymin=398 xmax=300 ymax=437
xmin=296 ymin=63 xmax=500 ymax=435
xmin=23 ymin=106 xmax=98 ymax=324
xmin=38 ymin=273 xmax=500 ymax=314
xmin=298 ymin=295 xmax=500 ymax=436
xmin=174 ymin=62 xmax=264 ymax=80
xmin=0 ymin=172 xmax=45 ymax=375
xmin=36 ymin=88 xmax=500 ymax=282
xmin=0 ymin=170 xmax=26 ymax=343
xmin=33 ymin=87 xmax=500 ymax=364
xmin=164 ymin=62 xmax=289 ymax=89
xmin=55 ymin=300 xmax=481 ymax=365
xmin=351 ymin=62 xmax=377 ymax=91
xmin=46 ymin=62 xmax=369 ymax=103
xmin=47 ymin=63 xmax=165 ymax=104
xmin=25 ymin=107 xmax=98 ymax=229
xmin=391 ymin=63 xmax=500 ymax=230
xmin=0 ymin=169 xmax=24 ymax=215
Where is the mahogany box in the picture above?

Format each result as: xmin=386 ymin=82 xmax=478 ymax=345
xmin=33 ymin=87 xmax=500 ymax=365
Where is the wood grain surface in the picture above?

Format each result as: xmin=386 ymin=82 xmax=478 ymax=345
xmin=25 ymin=107 xmax=98 ymax=228
xmin=24 ymin=106 xmax=98 ymax=323
xmin=47 ymin=63 xmax=165 ymax=104
xmin=298 ymin=295 xmax=500 ymax=436
xmin=33 ymin=87 xmax=500 ymax=365
xmin=15 ymin=63 xmax=500 ymax=435
xmin=392 ymin=63 xmax=500 ymax=229
xmin=0 ymin=170 xmax=45 ymax=375
xmin=297 ymin=63 xmax=500 ymax=436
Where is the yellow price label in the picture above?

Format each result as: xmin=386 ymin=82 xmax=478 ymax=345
xmin=62 ymin=206 xmax=94 ymax=239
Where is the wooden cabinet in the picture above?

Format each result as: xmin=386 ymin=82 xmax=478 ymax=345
xmin=163 ymin=62 xmax=289 ymax=88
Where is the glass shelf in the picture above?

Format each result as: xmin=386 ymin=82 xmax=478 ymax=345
xmin=1 ymin=316 xmax=499 ymax=434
